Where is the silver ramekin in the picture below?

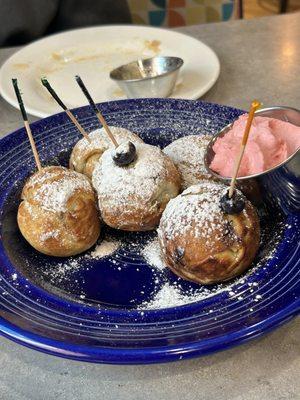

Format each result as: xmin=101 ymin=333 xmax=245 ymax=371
xmin=204 ymin=106 xmax=300 ymax=214
xmin=109 ymin=56 xmax=184 ymax=99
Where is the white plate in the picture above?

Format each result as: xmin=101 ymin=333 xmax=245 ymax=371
xmin=0 ymin=25 xmax=220 ymax=118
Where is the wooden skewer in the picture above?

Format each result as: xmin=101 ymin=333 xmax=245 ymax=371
xmin=228 ymin=100 xmax=261 ymax=198
xmin=75 ymin=75 xmax=119 ymax=148
xmin=12 ymin=78 xmax=42 ymax=172
xmin=41 ymin=78 xmax=90 ymax=141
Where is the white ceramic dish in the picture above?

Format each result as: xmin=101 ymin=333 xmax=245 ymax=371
xmin=0 ymin=25 xmax=220 ymax=117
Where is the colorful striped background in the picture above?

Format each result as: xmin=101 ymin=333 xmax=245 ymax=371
xmin=127 ymin=0 xmax=236 ymax=27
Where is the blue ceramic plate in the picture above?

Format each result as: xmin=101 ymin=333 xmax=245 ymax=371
xmin=0 ymin=99 xmax=299 ymax=364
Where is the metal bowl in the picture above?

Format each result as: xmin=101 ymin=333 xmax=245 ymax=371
xmin=204 ymin=106 xmax=300 ymax=214
xmin=109 ymin=56 xmax=184 ymax=99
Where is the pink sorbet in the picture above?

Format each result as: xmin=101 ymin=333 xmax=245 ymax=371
xmin=210 ymin=114 xmax=300 ymax=177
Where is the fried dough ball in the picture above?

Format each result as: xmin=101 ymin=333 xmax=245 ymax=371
xmin=92 ymin=143 xmax=181 ymax=231
xmin=18 ymin=166 xmax=100 ymax=256
xmin=158 ymin=181 xmax=260 ymax=284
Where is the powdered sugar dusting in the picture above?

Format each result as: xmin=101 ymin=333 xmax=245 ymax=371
xmin=139 ymin=280 xmax=230 ymax=310
xmin=163 ymin=134 xmax=212 ymax=188
xmin=2 ymin=99 xmax=297 ymax=318
xmin=139 ymin=215 xmax=289 ymax=310
xmin=40 ymin=230 xmax=60 ymax=242
xmin=143 ymin=283 xmax=190 ymax=309
xmin=113 ymin=141 xmax=132 ymax=157
xmin=29 ymin=168 xmax=91 ymax=212
xmin=90 ymin=239 xmax=120 ymax=259
xmin=74 ymin=126 xmax=143 ymax=154
xmin=92 ymin=143 xmax=173 ymax=211
xmin=158 ymin=181 xmax=234 ymax=243
xmin=27 ymin=212 xmax=289 ymax=310
xmin=141 ymin=238 xmax=166 ymax=271
xmin=43 ymin=259 xmax=82 ymax=284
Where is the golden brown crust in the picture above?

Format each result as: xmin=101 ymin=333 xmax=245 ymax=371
xmin=158 ymin=183 xmax=260 ymax=284
xmin=69 ymin=127 xmax=144 ymax=179
xmin=70 ymin=150 xmax=102 ymax=179
xmin=17 ymin=166 xmax=100 ymax=257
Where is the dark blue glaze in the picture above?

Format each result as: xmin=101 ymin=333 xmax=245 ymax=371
xmin=0 ymin=98 xmax=299 ymax=364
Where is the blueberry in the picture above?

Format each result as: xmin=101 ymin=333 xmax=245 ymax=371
xmin=220 ymin=190 xmax=245 ymax=214
xmin=112 ymin=141 xmax=136 ymax=166
xmin=174 ymin=247 xmax=185 ymax=261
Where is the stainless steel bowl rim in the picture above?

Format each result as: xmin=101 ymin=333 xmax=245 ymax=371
xmin=109 ymin=56 xmax=184 ymax=83
xmin=204 ymin=106 xmax=300 ymax=181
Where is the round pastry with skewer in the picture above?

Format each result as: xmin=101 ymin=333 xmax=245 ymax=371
xmin=69 ymin=126 xmax=143 ymax=179
xmin=163 ymin=134 xmax=217 ymax=189
xmin=73 ymin=76 xmax=181 ymax=231
xmin=92 ymin=141 xmax=182 ymax=231
xmin=18 ymin=166 xmax=100 ymax=257
xmin=158 ymin=101 xmax=261 ymax=284
xmin=13 ymin=79 xmax=100 ymax=257
xmin=158 ymin=181 xmax=260 ymax=284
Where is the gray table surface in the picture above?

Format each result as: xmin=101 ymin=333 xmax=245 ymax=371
xmin=0 ymin=13 xmax=299 ymax=400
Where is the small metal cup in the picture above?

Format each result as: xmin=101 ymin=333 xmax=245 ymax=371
xmin=204 ymin=106 xmax=300 ymax=214
xmin=109 ymin=56 xmax=184 ymax=99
